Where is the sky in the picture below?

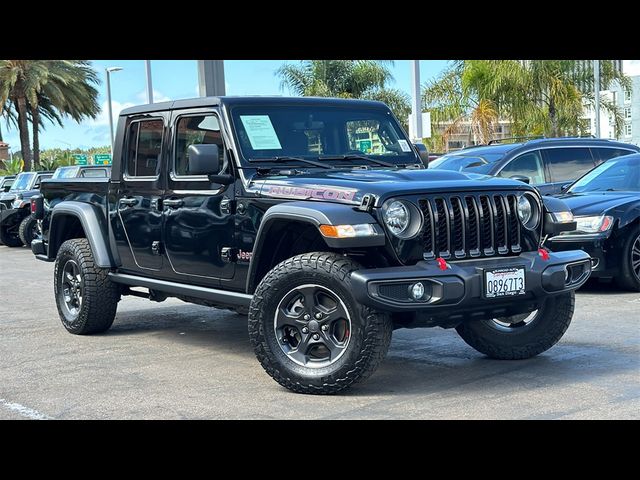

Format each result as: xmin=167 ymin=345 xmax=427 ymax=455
xmin=1 ymin=60 xmax=450 ymax=151
xmin=3 ymin=59 xmax=638 ymax=152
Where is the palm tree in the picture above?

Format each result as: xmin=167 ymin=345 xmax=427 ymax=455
xmin=0 ymin=60 xmax=48 ymax=169
xmin=422 ymin=62 xmax=499 ymax=151
xmin=0 ymin=60 xmax=100 ymax=170
xmin=276 ymin=60 xmax=411 ymax=128
xmin=29 ymin=61 xmax=100 ymax=166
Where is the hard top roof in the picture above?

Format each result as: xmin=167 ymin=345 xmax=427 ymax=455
xmin=120 ymin=96 xmax=389 ymax=116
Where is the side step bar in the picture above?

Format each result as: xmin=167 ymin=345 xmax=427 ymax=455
xmin=108 ymin=273 xmax=253 ymax=307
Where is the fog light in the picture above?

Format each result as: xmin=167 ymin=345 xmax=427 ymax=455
xmin=410 ymin=282 xmax=425 ymax=300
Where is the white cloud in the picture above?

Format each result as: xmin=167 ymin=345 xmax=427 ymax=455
xmin=135 ymin=89 xmax=171 ymax=104
xmin=623 ymin=60 xmax=640 ymax=77
xmin=90 ymin=100 xmax=136 ymax=127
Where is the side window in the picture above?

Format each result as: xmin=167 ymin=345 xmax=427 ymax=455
xmin=592 ymin=147 xmax=636 ymax=164
xmin=81 ymin=169 xmax=107 ymax=178
xmin=174 ymin=114 xmax=223 ymax=177
xmin=544 ymin=148 xmax=594 ymax=182
xmin=126 ymin=119 xmax=164 ymax=178
xmin=498 ymin=151 xmax=545 ymax=185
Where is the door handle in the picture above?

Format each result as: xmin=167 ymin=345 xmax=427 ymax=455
xmin=164 ymin=198 xmax=183 ymax=208
xmin=119 ymin=197 xmax=138 ymax=207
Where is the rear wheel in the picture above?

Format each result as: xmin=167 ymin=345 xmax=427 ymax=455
xmin=54 ymin=238 xmax=120 ymax=334
xmin=615 ymin=226 xmax=640 ymax=292
xmin=18 ymin=213 xmax=39 ymax=247
xmin=456 ymin=292 xmax=575 ymax=359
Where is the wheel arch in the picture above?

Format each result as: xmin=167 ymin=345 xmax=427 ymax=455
xmin=48 ymin=201 xmax=116 ymax=268
xmin=245 ymin=201 xmax=385 ymax=294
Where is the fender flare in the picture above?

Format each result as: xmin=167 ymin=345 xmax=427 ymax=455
xmin=48 ymin=201 xmax=116 ymax=267
xmin=245 ymin=201 xmax=385 ymax=293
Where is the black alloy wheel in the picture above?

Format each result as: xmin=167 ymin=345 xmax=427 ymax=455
xmin=274 ymin=284 xmax=351 ymax=368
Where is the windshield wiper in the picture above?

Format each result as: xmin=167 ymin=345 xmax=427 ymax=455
xmin=249 ymin=156 xmax=333 ymax=170
xmin=318 ymin=155 xmax=396 ymax=168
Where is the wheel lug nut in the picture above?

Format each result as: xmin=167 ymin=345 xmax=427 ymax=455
xmin=303 ymin=314 xmax=311 ymax=320
xmin=321 ymin=324 xmax=328 ymax=331
xmin=302 ymin=327 xmax=309 ymax=334
xmin=313 ymin=333 xmax=320 ymax=340
xmin=315 ymin=312 xmax=322 ymax=319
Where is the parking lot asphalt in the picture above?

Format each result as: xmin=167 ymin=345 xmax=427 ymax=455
xmin=1 ymin=244 xmax=639 ymax=420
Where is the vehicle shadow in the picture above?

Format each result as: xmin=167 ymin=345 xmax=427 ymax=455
xmin=105 ymin=303 xmax=639 ymax=399
xmin=577 ymin=278 xmax=629 ymax=295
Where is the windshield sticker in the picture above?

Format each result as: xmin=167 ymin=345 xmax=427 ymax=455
xmin=240 ymin=115 xmax=282 ymax=150
xmin=398 ymin=139 xmax=411 ymax=152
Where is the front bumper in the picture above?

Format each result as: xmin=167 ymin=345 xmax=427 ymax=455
xmin=351 ymin=250 xmax=591 ymax=326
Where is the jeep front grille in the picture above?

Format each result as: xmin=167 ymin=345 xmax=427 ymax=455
xmin=418 ymin=193 xmax=522 ymax=260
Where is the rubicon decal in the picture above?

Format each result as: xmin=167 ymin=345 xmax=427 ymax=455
xmin=266 ymin=185 xmax=357 ymax=202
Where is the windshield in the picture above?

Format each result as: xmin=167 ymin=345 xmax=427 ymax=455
xmin=569 ymin=155 xmax=640 ymax=193
xmin=52 ymin=166 xmax=80 ymax=179
xmin=9 ymin=172 xmax=35 ymax=191
xmin=429 ymin=152 xmax=505 ymax=171
xmin=230 ymin=104 xmax=419 ymax=166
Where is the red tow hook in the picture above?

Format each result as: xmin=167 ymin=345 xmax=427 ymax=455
xmin=436 ymin=257 xmax=449 ymax=270
xmin=538 ymin=248 xmax=550 ymax=261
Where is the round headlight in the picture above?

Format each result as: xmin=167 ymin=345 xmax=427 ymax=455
xmin=383 ymin=200 xmax=410 ymax=236
xmin=517 ymin=195 xmax=532 ymax=224
xmin=517 ymin=194 xmax=540 ymax=230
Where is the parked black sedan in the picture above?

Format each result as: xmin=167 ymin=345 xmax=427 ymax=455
xmin=547 ymin=153 xmax=640 ymax=291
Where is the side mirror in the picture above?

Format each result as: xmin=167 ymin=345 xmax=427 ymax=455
xmin=413 ymin=142 xmax=430 ymax=165
xmin=2 ymin=186 xmax=10 ymax=193
xmin=510 ymin=175 xmax=530 ymax=184
xmin=187 ymin=144 xmax=220 ymax=175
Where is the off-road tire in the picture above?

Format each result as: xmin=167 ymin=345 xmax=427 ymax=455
xmin=249 ymin=252 xmax=392 ymax=394
xmin=455 ymin=291 xmax=575 ymax=359
xmin=18 ymin=213 xmax=38 ymax=247
xmin=615 ymin=226 xmax=640 ymax=292
xmin=54 ymin=238 xmax=120 ymax=334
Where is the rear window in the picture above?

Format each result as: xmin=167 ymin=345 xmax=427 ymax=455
xmin=52 ymin=166 xmax=80 ymax=179
xmin=126 ymin=119 xmax=164 ymax=178
xmin=591 ymin=147 xmax=637 ymax=164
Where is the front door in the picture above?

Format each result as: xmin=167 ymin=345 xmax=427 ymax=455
xmin=112 ymin=116 xmax=166 ymax=272
xmin=162 ymin=109 xmax=235 ymax=285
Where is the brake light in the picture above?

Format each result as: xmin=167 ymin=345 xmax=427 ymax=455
xmin=30 ymin=199 xmax=37 ymax=213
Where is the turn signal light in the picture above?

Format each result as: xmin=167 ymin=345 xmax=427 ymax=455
xmin=319 ymin=224 xmax=377 ymax=238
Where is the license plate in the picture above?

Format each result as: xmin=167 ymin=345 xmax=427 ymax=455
xmin=484 ymin=267 xmax=526 ymax=298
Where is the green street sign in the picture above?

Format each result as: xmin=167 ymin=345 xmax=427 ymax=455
xmin=72 ymin=154 xmax=88 ymax=165
xmin=93 ymin=153 xmax=112 ymax=165
xmin=358 ymin=140 xmax=372 ymax=153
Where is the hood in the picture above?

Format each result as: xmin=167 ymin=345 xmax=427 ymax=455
xmin=555 ymin=191 xmax=640 ymax=216
xmin=252 ymin=167 xmax=532 ymax=206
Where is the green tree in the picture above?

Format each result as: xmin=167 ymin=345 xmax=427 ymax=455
xmin=276 ymin=60 xmax=411 ymax=128
xmin=423 ymin=60 xmax=630 ymax=151
xmin=0 ymin=60 xmax=100 ymax=170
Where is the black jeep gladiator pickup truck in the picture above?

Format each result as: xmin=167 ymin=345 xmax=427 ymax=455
xmin=32 ymin=96 xmax=591 ymax=394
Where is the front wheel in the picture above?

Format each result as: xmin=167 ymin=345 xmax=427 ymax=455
xmin=54 ymin=238 xmax=121 ymax=334
xmin=0 ymin=219 xmax=24 ymax=247
xmin=249 ymin=252 xmax=392 ymax=394
xmin=615 ymin=226 xmax=640 ymax=292
xmin=455 ymin=292 xmax=575 ymax=359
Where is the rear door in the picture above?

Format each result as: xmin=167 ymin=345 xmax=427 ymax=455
xmin=541 ymin=147 xmax=596 ymax=194
xmin=111 ymin=115 xmax=168 ymax=272
xmin=161 ymin=108 xmax=235 ymax=285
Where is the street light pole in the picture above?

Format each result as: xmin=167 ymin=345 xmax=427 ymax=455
xmin=410 ymin=60 xmax=423 ymax=141
xmin=105 ymin=67 xmax=123 ymax=156
xmin=145 ymin=60 xmax=153 ymax=104
xmin=594 ymin=60 xmax=601 ymax=138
